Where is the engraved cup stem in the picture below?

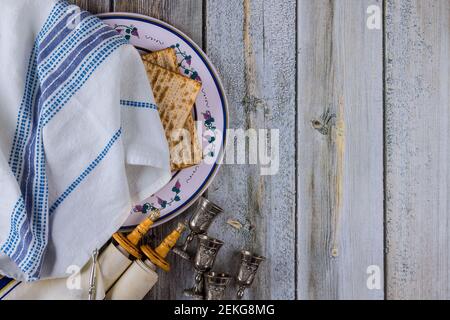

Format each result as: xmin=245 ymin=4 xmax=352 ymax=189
xmin=235 ymin=250 xmax=266 ymax=299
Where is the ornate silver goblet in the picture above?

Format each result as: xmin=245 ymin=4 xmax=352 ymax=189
xmin=172 ymin=197 xmax=223 ymax=260
xmin=236 ymin=250 xmax=266 ymax=299
xmin=183 ymin=235 xmax=224 ymax=299
xmin=204 ymin=272 xmax=232 ymax=300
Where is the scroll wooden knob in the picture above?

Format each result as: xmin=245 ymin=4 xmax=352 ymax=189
xmin=141 ymin=223 xmax=186 ymax=272
xmin=155 ymin=223 xmax=187 ymax=258
xmin=126 ymin=210 xmax=160 ymax=246
xmin=112 ymin=210 xmax=160 ymax=259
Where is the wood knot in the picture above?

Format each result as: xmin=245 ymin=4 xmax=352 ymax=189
xmin=311 ymin=108 xmax=336 ymax=135
xmin=331 ymin=248 xmax=339 ymax=258
xmin=242 ymin=95 xmax=265 ymax=113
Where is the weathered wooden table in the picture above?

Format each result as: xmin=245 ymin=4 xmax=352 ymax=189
xmin=71 ymin=0 xmax=450 ymax=300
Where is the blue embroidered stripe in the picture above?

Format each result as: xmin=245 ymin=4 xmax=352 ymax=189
xmin=8 ymin=48 xmax=38 ymax=178
xmin=0 ymin=277 xmax=20 ymax=300
xmin=0 ymin=280 xmax=22 ymax=300
xmin=9 ymin=0 xmax=72 ymax=175
xmin=43 ymin=36 xmax=127 ymax=124
xmin=41 ymin=35 xmax=125 ymax=122
xmin=38 ymin=16 xmax=102 ymax=80
xmin=39 ymin=28 xmax=117 ymax=103
xmin=49 ymin=129 xmax=122 ymax=215
xmin=120 ymin=100 xmax=158 ymax=110
xmin=0 ymin=277 xmax=14 ymax=291
xmin=1 ymin=199 xmax=25 ymax=255
xmin=38 ymin=3 xmax=83 ymax=54
xmin=7 ymin=0 xmax=69 ymax=178
xmin=38 ymin=11 xmax=91 ymax=63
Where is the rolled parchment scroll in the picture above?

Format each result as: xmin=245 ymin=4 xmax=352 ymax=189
xmin=105 ymin=260 xmax=158 ymax=300
xmin=106 ymin=223 xmax=186 ymax=300
xmin=97 ymin=243 xmax=133 ymax=292
xmin=97 ymin=210 xmax=161 ymax=292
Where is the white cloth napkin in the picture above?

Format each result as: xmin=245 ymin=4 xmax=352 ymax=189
xmin=0 ymin=0 xmax=171 ymax=282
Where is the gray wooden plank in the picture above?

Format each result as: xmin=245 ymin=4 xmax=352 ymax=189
xmin=385 ymin=0 xmax=450 ymax=300
xmin=205 ymin=0 xmax=297 ymax=300
xmin=113 ymin=0 xmax=203 ymax=46
xmin=297 ymin=0 xmax=384 ymax=299
xmin=69 ymin=0 xmax=110 ymax=13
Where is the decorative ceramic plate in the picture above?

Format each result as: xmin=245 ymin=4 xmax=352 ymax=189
xmin=98 ymin=13 xmax=228 ymax=228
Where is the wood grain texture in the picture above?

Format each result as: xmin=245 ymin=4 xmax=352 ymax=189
xmin=297 ymin=0 xmax=384 ymax=299
xmin=68 ymin=0 xmax=110 ymax=13
xmin=113 ymin=0 xmax=203 ymax=46
xmin=205 ymin=0 xmax=297 ymax=299
xmin=385 ymin=0 xmax=450 ymax=300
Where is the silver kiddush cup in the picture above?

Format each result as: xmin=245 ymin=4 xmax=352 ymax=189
xmin=173 ymin=197 xmax=223 ymax=260
xmin=183 ymin=235 xmax=224 ymax=299
xmin=236 ymin=250 xmax=266 ymax=299
xmin=204 ymin=272 xmax=232 ymax=300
